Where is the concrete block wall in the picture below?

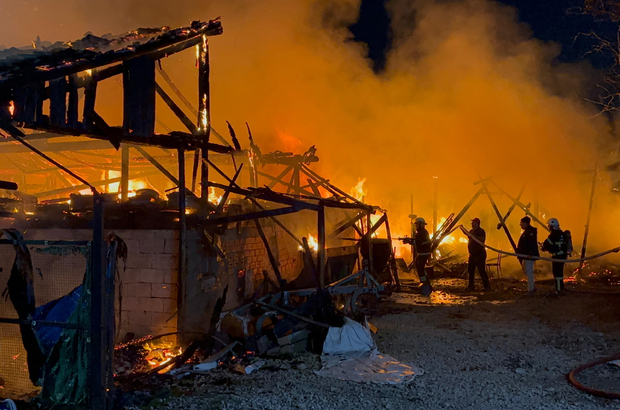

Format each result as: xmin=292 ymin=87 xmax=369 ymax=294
xmin=117 ymin=230 xmax=179 ymax=339
xmin=1 ymin=228 xmax=179 ymax=340
xmin=4 ymin=222 xmax=304 ymax=342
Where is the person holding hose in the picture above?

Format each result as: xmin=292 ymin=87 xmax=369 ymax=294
xmin=516 ymin=216 xmax=539 ymax=295
xmin=414 ymin=217 xmax=433 ymax=295
xmin=541 ymin=218 xmax=572 ymax=294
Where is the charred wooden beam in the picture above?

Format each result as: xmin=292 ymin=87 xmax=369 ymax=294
xmin=0 ymin=122 xmax=96 ymax=192
xmin=134 ymin=146 xmax=180 ymax=187
xmin=215 ymin=164 xmax=243 ymax=214
xmin=49 ymin=77 xmax=67 ymax=126
xmin=0 ymin=21 xmax=223 ymax=88
xmin=155 ymin=82 xmax=197 ymax=134
xmin=123 ymin=56 xmax=156 ymax=138
xmin=198 ymin=38 xmax=211 ymax=199
xmin=201 ymin=206 xmax=301 ymax=226
xmin=267 ymin=165 xmax=294 ymax=189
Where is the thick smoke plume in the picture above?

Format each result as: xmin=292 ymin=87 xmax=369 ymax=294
xmin=3 ymin=0 xmax=620 ymax=264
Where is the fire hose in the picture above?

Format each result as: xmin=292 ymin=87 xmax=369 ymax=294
xmin=457 ymin=225 xmax=620 ymax=264
xmin=566 ymin=355 xmax=620 ymax=399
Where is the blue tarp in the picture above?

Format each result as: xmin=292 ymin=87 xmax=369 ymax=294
xmin=32 ymin=285 xmax=82 ymax=356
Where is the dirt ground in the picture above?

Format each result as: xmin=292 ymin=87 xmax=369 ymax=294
xmin=128 ymin=277 xmax=620 ymax=410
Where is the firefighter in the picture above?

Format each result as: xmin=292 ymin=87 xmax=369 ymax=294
xmin=516 ymin=216 xmax=539 ymax=295
xmin=467 ymin=218 xmax=491 ymax=291
xmin=414 ymin=217 xmax=433 ymax=294
xmin=541 ymin=218 xmax=572 ymax=293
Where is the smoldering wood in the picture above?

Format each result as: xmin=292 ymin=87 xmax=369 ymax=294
xmin=35 ymin=168 xmax=161 ymax=199
xmin=191 ymin=149 xmax=200 ymax=192
xmin=215 ymin=164 xmax=244 ymax=215
xmin=49 ymin=77 xmax=67 ymax=126
xmin=123 ymin=57 xmax=156 ymax=138
xmin=226 ymin=121 xmax=242 ymax=151
xmin=198 ymin=39 xmax=210 ymax=200
xmin=0 ymin=20 xmax=223 ymax=89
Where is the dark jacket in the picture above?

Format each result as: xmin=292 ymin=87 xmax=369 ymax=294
xmin=517 ymin=225 xmax=540 ymax=260
xmin=415 ymin=228 xmax=432 ymax=256
xmin=468 ymin=227 xmax=486 ymax=257
xmin=541 ymin=229 xmax=567 ymax=259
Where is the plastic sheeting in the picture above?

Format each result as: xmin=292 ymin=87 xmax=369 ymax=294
xmin=315 ymin=317 xmax=420 ymax=384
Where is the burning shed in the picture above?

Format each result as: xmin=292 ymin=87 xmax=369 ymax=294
xmin=0 ymin=16 xmax=402 ymax=409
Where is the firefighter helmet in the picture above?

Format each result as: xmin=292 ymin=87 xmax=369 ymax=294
xmin=548 ymin=218 xmax=560 ymax=230
xmin=415 ymin=217 xmax=427 ymax=226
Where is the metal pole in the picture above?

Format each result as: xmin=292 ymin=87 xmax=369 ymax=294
xmin=318 ymin=206 xmax=326 ymax=287
xmin=90 ymin=194 xmax=106 ymax=410
xmin=177 ymin=149 xmax=187 ymax=340
xmin=198 ymin=37 xmax=210 ymax=199
xmin=579 ymin=164 xmax=598 ymax=270
xmin=433 ymin=176 xmax=438 ymax=237
xmin=121 ymin=146 xmax=129 ymax=201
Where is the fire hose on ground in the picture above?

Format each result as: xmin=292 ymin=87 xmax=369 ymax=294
xmin=457 ymin=225 xmax=620 ymax=264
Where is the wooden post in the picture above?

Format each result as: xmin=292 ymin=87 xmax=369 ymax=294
xmin=178 ymin=149 xmax=187 ymax=341
xmin=483 ymin=184 xmax=517 ymax=252
xmin=198 ymin=37 xmax=210 ymax=199
xmin=579 ymin=164 xmax=598 ymax=270
xmin=318 ymin=206 xmax=326 ymax=287
xmin=366 ymin=213 xmax=374 ymax=277
xmin=120 ymin=146 xmax=129 ymax=201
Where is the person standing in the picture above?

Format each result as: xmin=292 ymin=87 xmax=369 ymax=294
xmin=466 ymin=218 xmax=491 ymax=291
xmin=541 ymin=218 xmax=572 ymax=293
xmin=414 ymin=217 xmax=433 ymax=295
xmin=516 ymin=216 xmax=539 ymax=295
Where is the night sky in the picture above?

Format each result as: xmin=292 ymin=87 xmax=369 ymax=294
xmin=350 ymin=0 xmax=618 ymax=72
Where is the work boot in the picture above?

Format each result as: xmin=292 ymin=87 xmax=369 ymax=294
xmin=483 ymin=286 xmax=492 ymax=292
xmin=523 ymin=288 xmax=537 ymax=297
xmin=466 ymin=285 xmax=475 ymax=292
xmin=420 ymin=282 xmax=433 ymax=296
xmin=0 ymin=399 xmax=17 ymax=410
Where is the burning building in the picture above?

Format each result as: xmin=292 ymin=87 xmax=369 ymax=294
xmin=0 ymin=17 xmax=402 ymax=408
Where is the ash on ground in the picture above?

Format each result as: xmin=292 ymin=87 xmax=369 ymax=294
xmin=122 ymin=278 xmax=620 ymax=410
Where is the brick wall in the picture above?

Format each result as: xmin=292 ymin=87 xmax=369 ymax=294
xmin=4 ymin=222 xmax=304 ymax=342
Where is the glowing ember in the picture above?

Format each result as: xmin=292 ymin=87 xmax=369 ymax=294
xmin=208 ymin=186 xmax=223 ymax=205
xmin=142 ymin=340 xmax=183 ymax=374
xmin=350 ymin=177 xmax=367 ymax=202
xmin=299 ymin=233 xmax=319 ymax=252
xmin=8 ymin=101 xmax=14 ymax=117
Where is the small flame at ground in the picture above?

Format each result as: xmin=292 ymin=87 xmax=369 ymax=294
xmin=208 ymin=186 xmax=223 ymax=205
xmin=8 ymin=101 xmax=14 ymax=117
xmin=299 ymin=233 xmax=319 ymax=252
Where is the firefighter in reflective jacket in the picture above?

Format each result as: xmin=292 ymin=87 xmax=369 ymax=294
xmin=541 ymin=218 xmax=572 ymax=292
xmin=414 ymin=217 xmax=433 ymax=294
